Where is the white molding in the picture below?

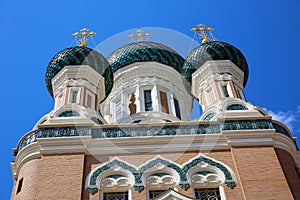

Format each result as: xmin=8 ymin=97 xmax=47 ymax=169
xmin=51 ymin=65 xmax=105 ymax=103
xmin=154 ymin=189 xmax=194 ymax=200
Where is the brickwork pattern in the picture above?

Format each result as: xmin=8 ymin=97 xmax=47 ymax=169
xmin=275 ymin=148 xmax=300 ymax=199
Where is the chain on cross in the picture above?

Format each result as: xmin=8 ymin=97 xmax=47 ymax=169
xmin=129 ymin=28 xmax=151 ymax=42
xmin=72 ymin=28 xmax=96 ymax=47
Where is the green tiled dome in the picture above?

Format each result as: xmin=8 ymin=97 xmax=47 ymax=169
xmin=46 ymin=46 xmax=113 ymax=98
xmin=107 ymin=41 xmax=185 ymax=73
xmin=183 ymin=41 xmax=249 ymax=87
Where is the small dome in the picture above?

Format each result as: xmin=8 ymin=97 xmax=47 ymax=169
xmin=183 ymin=41 xmax=249 ymax=87
xmin=46 ymin=46 xmax=113 ymax=98
xmin=107 ymin=41 xmax=185 ymax=73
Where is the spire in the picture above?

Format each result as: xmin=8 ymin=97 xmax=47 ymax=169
xmin=129 ymin=28 xmax=151 ymax=42
xmin=72 ymin=28 xmax=96 ymax=47
xmin=191 ymin=24 xmax=214 ymax=44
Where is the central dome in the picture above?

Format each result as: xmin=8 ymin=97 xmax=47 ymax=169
xmin=107 ymin=41 xmax=185 ymax=73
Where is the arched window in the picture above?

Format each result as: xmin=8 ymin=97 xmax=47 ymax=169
xmin=85 ymin=159 xmax=136 ymax=198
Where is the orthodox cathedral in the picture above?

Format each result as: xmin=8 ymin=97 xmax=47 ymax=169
xmin=10 ymin=25 xmax=300 ymax=200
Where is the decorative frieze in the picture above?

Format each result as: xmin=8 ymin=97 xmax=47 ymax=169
xmin=17 ymin=119 xmax=292 ymax=153
xmin=86 ymin=155 xmax=237 ymax=194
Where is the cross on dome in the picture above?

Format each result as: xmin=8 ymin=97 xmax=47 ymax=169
xmin=191 ymin=24 xmax=214 ymax=44
xmin=72 ymin=28 xmax=96 ymax=47
xmin=129 ymin=28 xmax=151 ymax=42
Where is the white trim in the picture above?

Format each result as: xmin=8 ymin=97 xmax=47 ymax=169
xmin=68 ymin=87 xmax=81 ymax=104
xmin=154 ymin=189 xmax=193 ymax=200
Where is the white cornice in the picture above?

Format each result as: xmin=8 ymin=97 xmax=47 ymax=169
xmin=12 ymin=129 xmax=300 ymax=179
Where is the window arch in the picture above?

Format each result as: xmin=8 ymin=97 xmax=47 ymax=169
xmin=85 ymin=159 xmax=136 ymax=195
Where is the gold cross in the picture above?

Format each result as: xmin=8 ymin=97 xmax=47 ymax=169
xmin=129 ymin=28 xmax=151 ymax=42
xmin=191 ymin=24 xmax=214 ymax=44
xmin=72 ymin=28 xmax=96 ymax=47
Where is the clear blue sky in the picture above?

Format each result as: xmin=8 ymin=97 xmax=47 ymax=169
xmin=1 ymin=0 xmax=300 ymax=199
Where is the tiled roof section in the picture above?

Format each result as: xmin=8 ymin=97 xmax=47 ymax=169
xmin=46 ymin=46 xmax=113 ymax=98
xmin=107 ymin=41 xmax=185 ymax=73
xmin=183 ymin=41 xmax=249 ymax=87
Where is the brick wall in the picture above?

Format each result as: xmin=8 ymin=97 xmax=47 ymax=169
xmin=13 ymin=147 xmax=296 ymax=199
xmin=11 ymin=159 xmax=39 ymax=200
xmin=275 ymin=148 xmax=300 ymax=199
xmin=12 ymin=154 xmax=85 ymax=200
xmin=231 ymin=147 xmax=294 ymax=200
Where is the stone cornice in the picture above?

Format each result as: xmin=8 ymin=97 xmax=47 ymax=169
xmin=11 ymin=120 xmax=300 ymax=179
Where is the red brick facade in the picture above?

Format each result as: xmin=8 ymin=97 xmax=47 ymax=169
xmin=11 ymin=147 xmax=298 ymax=200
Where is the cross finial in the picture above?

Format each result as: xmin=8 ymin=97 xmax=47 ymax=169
xmin=129 ymin=28 xmax=151 ymax=42
xmin=191 ymin=24 xmax=214 ymax=44
xmin=72 ymin=28 xmax=96 ymax=47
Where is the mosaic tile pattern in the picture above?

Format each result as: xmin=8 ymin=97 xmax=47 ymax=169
xmin=183 ymin=41 xmax=248 ymax=87
xmin=107 ymin=41 xmax=185 ymax=73
xmin=46 ymin=46 xmax=113 ymax=98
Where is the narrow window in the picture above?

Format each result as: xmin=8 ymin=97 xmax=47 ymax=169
xmin=144 ymin=90 xmax=153 ymax=111
xmin=16 ymin=178 xmax=23 ymax=194
xmin=149 ymin=190 xmax=166 ymax=199
xmin=194 ymin=188 xmax=221 ymax=200
xmin=128 ymin=93 xmax=136 ymax=115
xmin=71 ymin=90 xmax=78 ymax=103
xmin=87 ymin=94 xmax=92 ymax=108
xmin=221 ymin=85 xmax=230 ymax=97
xmin=160 ymin=91 xmax=169 ymax=114
xmin=103 ymin=191 xmax=128 ymax=200
xmin=174 ymin=98 xmax=181 ymax=119
xmin=116 ymin=101 xmax=122 ymax=121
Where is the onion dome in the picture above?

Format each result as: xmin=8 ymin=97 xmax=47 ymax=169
xmin=46 ymin=46 xmax=113 ymax=97
xmin=183 ymin=41 xmax=249 ymax=87
xmin=107 ymin=41 xmax=185 ymax=73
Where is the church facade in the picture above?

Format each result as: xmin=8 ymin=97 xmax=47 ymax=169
xmin=10 ymin=26 xmax=300 ymax=200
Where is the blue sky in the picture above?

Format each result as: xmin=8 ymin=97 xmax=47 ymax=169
xmin=1 ymin=0 xmax=300 ymax=199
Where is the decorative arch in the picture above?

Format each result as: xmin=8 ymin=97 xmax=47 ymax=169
xmin=85 ymin=155 xmax=237 ymax=194
xmin=182 ymin=154 xmax=237 ymax=189
xmin=139 ymin=156 xmax=182 ymax=189
xmin=85 ymin=158 xmax=137 ymax=194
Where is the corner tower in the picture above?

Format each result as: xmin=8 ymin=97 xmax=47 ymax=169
xmin=183 ymin=24 xmax=264 ymax=121
xmin=42 ymin=28 xmax=113 ymax=126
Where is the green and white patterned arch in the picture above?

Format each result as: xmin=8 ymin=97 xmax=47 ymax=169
xmin=86 ymin=158 xmax=138 ymax=194
xmin=86 ymin=154 xmax=237 ymax=194
xmin=182 ymin=154 xmax=237 ymax=189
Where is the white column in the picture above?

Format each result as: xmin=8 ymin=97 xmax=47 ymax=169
xmin=135 ymin=85 xmax=141 ymax=113
xmin=169 ymin=92 xmax=176 ymax=116
xmin=138 ymin=85 xmax=144 ymax=112
xmin=152 ymin=84 xmax=159 ymax=111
